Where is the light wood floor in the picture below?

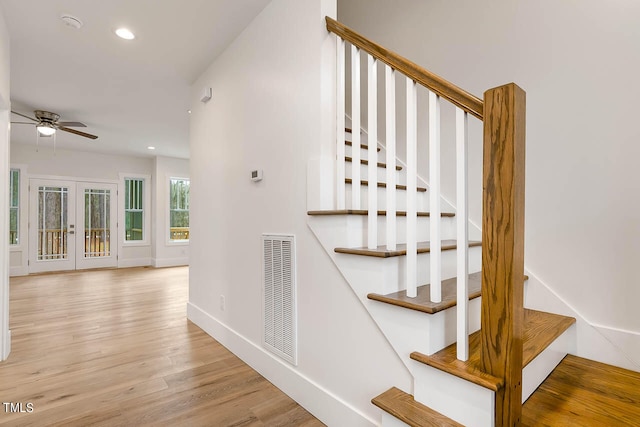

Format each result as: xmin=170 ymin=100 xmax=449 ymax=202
xmin=522 ymin=354 xmax=640 ymax=426
xmin=0 ymin=267 xmax=324 ymax=427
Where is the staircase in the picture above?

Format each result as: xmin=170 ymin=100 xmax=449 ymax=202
xmin=306 ymin=17 xmax=640 ymax=427
xmin=308 ymin=126 xmax=575 ymax=425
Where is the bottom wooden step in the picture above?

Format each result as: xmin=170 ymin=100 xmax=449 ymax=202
xmin=372 ymin=387 xmax=463 ymax=427
xmin=522 ymin=354 xmax=640 ymax=426
xmin=410 ymin=309 xmax=576 ymax=391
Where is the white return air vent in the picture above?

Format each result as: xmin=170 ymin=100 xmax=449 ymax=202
xmin=262 ymin=234 xmax=297 ymax=365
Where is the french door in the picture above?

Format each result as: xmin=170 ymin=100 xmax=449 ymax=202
xmin=29 ymin=179 xmax=118 ymax=273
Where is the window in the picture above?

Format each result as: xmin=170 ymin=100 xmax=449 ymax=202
xmin=9 ymin=169 xmax=19 ymax=245
xmin=124 ymin=178 xmax=144 ymax=241
xmin=169 ymin=178 xmax=189 ymax=241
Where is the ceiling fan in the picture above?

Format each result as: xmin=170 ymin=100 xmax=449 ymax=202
xmin=10 ymin=110 xmax=98 ymax=140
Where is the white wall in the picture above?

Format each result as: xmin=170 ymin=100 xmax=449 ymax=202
xmin=152 ymin=156 xmax=189 ymax=267
xmin=0 ymin=7 xmax=11 ymax=361
xmin=10 ymin=144 xmax=156 ymax=273
xmin=339 ymin=0 xmax=640 ymax=368
xmin=188 ymin=0 xmax=409 ymax=425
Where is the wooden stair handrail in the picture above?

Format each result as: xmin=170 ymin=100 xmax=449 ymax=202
xmin=325 ymin=17 xmax=483 ymax=120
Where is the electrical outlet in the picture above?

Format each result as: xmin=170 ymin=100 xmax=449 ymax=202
xmin=220 ymin=295 xmax=226 ymax=311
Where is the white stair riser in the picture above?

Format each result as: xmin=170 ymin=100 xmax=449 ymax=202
xmin=346 ymin=162 xmax=405 ymax=186
xmin=399 ymin=246 xmax=482 ymax=287
xmin=345 ymin=143 xmax=381 ymax=160
xmin=309 ymin=215 xmax=481 ymax=293
xmin=522 ymin=324 xmax=575 ymax=402
xmin=412 ymin=361 xmax=495 ymax=427
xmin=345 ymin=183 xmax=429 ymax=211
xmin=367 ymin=296 xmax=482 ymax=369
xmin=333 ymin=246 xmax=482 ymax=298
xmin=308 ymin=213 xmax=457 ymax=248
xmin=381 ymin=413 xmax=409 ymax=427
xmin=344 ymin=131 xmax=368 ymax=144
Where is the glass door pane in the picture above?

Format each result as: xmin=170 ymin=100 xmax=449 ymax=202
xmin=29 ymin=179 xmax=76 ymax=273
xmin=37 ymin=186 xmax=69 ymax=260
xmin=84 ymin=189 xmax=111 ymax=258
xmin=75 ymin=182 xmax=117 ymax=270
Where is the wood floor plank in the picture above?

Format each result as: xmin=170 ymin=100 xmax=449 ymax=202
xmin=0 ymin=267 xmax=323 ymax=426
xmin=522 ymin=354 xmax=640 ymax=426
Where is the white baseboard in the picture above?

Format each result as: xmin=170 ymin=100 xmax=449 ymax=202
xmin=153 ymin=257 xmax=188 ymax=268
xmin=592 ymin=324 xmax=640 ymax=370
xmin=187 ymin=302 xmax=376 ymax=427
xmin=117 ymin=257 xmax=152 ymax=268
xmin=525 ymin=270 xmax=640 ymax=372
xmin=1 ymin=329 xmax=10 ymax=361
xmin=9 ymin=266 xmax=27 ymax=277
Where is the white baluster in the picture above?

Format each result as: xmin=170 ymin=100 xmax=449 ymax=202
xmin=351 ymin=45 xmax=361 ymax=210
xmin=406 ymin=78 xmax=417 ymax=298
xmin=385 ymin=66 xmax=397 ymax=251
xmin=429 ymin=91 xmax=441 ymax=303
xmin=336 ymin=37 xmax=346 ymax=210
xmin=456 ymin=108 xmax=469 ymax=361
xmin=367 ymin=54 xmax=378 ymax=249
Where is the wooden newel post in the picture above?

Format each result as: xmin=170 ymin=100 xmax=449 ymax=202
xmin=480 ymin=83 xmax=526 ymax=427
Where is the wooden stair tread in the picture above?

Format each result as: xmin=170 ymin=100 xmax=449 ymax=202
xmin=368 ymin=272 xmax=529 ymax=314
xmin=372 ymin=387 xmax=463 ymax=427
xmin=334 ymin=240 xmax=481 ymax=258
xmin=410 ymin=309 xmax=575 ymax=391
xmin=308 ymin=209 xmax=453 ymax=218
xmin=345 ymin=140 xmax=381 ymax=152
xmin=522 ymin=354 xmax=640 ymax=426
xmin=368 ymin=273 xmax=528 ymax=315
xmin=345 ymin=178 xmax=427 ymax=192
xmin=522 ymin=309 xmax=576 ymax=367
xmin=345 ymin=156 xmax=402 ymax=171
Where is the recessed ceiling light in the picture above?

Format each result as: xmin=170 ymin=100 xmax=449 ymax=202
xmin=115 ymin=28 xmax=135 ymax=40
xmin=147 ymin=146 xmax=155 ymax=150
xmin=187 ymin=110 xmax=192 ymax=114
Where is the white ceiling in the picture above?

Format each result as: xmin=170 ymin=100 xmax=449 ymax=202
xmin=0 ymin=0 xmax=271 ymax=159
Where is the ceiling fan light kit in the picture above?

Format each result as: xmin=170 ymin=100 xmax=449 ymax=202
xmin=36 ymin=123 xmax=56 ymax=136
xmin=10 ymin=110 xmax=99 ymax=142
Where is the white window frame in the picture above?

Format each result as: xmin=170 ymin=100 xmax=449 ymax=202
xmin=9 ymin=168 xmax=19 ymax=246
xmin=119 ymin=173 xmax=151 ymax=247
xmin=168 ymin=176 xmax=190 ymax=244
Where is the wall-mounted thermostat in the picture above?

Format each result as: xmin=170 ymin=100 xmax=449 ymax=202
xmin=251 ymin=169 xmax=263 ymax=182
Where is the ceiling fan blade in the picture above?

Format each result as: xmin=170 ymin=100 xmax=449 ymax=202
xmin=11 ymin=110 xmax=37 ymax=122
xmin=58 ymin=121 xmax=87 ymax=128
xmin=58 ymin=126 xmax=98 ymax=140
xmin=10 ymin=121 xmax=35 ymax=125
